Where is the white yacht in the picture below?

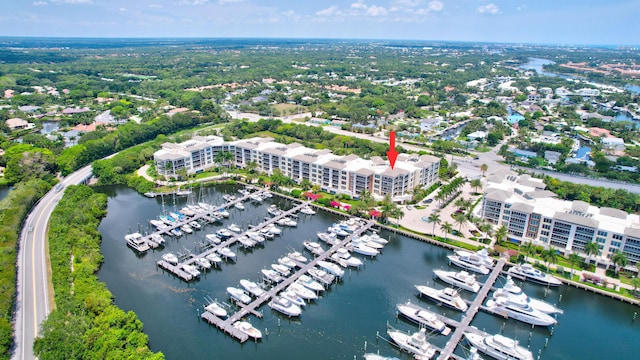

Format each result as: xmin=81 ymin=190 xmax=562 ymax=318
xmin=415 ymin=285 xmax=468 ymax=312
xmin=396 ymin=301 xmax=451 ymax=335
xmin=387 ymin=327 xmax=437 ymax=360
xmin=276 ymin=217 xmax=297 ymax=227
xmin=280 ymin=290 xmax=306 ymax=307
xmin=217 ymin=208 xmax=230 ymax=218
xmin=205 ymin=253 xmax=223 ymax=266
xmin=271 ymin=263 xmax=291 ymax=277
xmin=296 ymin=274 xmax=325 ymax=292
xmin=188 ymin=221 xmax=201 ymax=230
xmin=124 ymin=232 xmax=150 ymax=253
xmin=455 ymin=247 xmax=495 ymax=268
xmin=507 ymin=264 xmax=562 ymax=287
xmin=161 ymin=252 xmax=179 ymax=265
xmin=317 ymin=231 xmax=339 ymax=245
xmin=464 ymin=333 xmax=534 ymax=360
xmin=287 ymin=251 xmax=308 ymax=264
xmin=233 ymin=321 xmax=262 ymax=340
xmin=485 ymin=297 xmax=557 ymax=326
xmin=149 ymin=233 xmax=166 ymax=246
xmin=246 ymin=231 xmax=266 ymax=244
xmin=267 ymin=205 xmax=282 ymax=216
xmin=222 ymin=194 xmax=236 ymax=202
xmin=182 ymin=264 xmax=201 ymax=278
xmin=195 ymin=257 xmax=211 ymax=270
xmin=215 ymin=228 xmax=232 ymax=239
xmin=433 ymin=270 xmax=481 ymax=293
xmin=217 ymin=247 xmax=236 ymax=261
xmin=250 ymin=193 xmax=263 ymax=202
xmin=447 ymin=254 xmax=490 ymax=275
xmin=150 ymin=219 xmax=169 ymax=230
xmin=239 ymin=279 xmax=266 ymax=297
xmin=317 ymin=260 xmax=345 ymax=278
xmin=237 ymin=235 xmax=256 ymax=248
xmin=180 ymin=224 xmax=193 ymax=234
xmin=307 ymin=267 xmax=335 ymax=286
xmin=349 ymin=241 xmax=379 ymax=257
xmin=497 ymin=276 xmax=563 ymax=314
xmin=265 ymin=224 xmax=282 ymax=235
xmin=227 ymin=286 xmax=252 ymax=304
xmin=277 ymin=256 xmax=297 ymax=269
xmin=204 ymin=300 xmax=227 ymax=318
xmin=287 ymin=282 xmax=318 ymax=301
xmin=262 ymin=191 xmax=272 ymax=198
xmin=261 ymin=269 xmax=284 ymax=283
xmin=170 ymin=228 xmax=183 ymax=237
xmin=366 ymin=231 xmax=389 ymax=245
xmin=234 ymin=202 xmax=245 ymax=210
xmin=259 ymin=228 xmax=275 ymax=239
xmin=205 ymin=233 xmax=221 ymax=244
xmin=355 ymin=234 xmax=385 ymax=249
xmin=328 ymin=226 xmax=349 ymax=237
xmin=269 ymin=296 xmax=302 ymax=317
xmin=330 ymin=248 xmax=363 ymax=268
xmin=303 ymin=241 xmax=325 ymax=256
xmin=300 ymin=206 xmax=316 ymax=215
xmin=227 ymin=223 xmax=242 ymax=233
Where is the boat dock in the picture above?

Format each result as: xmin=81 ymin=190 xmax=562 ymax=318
xmin=436 ymin=258 xmax=506 ymax=360
xmin=201 ymin=220 xmax=375 ymax=343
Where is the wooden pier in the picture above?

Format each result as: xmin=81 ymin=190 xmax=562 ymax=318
xmin=201 ymin=220 xmax=376 ymax=343
xmin=436 ymin=258 xmax=506 ymax=360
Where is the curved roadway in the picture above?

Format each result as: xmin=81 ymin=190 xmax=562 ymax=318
xmin=13 ymin=165 xmax=92 ymax=360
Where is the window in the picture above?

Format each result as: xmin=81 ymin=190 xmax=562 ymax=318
xmin=597 ymin=230 xmax=608 ymax=237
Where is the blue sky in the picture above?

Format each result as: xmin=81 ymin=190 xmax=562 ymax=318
xmin=1 ymin=0 xmax=638 ymax=45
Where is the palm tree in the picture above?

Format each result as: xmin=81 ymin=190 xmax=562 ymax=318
xmin=611 ymin=251 xmax=628 ymax=275
xmin=470 ymin=178 xmax=482 ymax=194
xmin=454 ymin=198 xmax=466 ymax=210
xmin=631 ymin=277 xmax=640 ymax=297
xmin=584 ymin=241 xmax=599 ymax=267
xmin=480 ymin=163 xmax=488 ymax=177
xmin=452 ymin=213 xmax=467 ymax=235
xmin=568 ymin=253 xmax=583 ymax=278
xmin=522 ymin=241 xmax=536 ymax=260
xmin=540 ymin=248 xmax=558 ymax=270
xmin=494 ymin=225 xmax=508 ymax=246
xmin=440 ymin=222 xmax=454 ymax=241
xmin=389 ymin=207 xmax=405 ymax=224
xmin=428 ymin=212 xmax=441 ymax=236
xmin=478 ymin=223 xmax=493 ymax=242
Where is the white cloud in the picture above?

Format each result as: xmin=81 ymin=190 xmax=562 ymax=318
xmin=516 ymin=5 xmax=527 ymax=11
xmin=394 ymin=0 xmax=423 ymax=7
xmin=477 ymin=3 xmax=500 ymax=15
xmin=366 ymin=5 xmax=388 ymax=16
xmin=316 ymin=5 xmax=341 ymax=17
xmin=32 ymin=1 xmax=48 ymax=5
xmin=119 ymin=7 xmax=127 ymax=12
xmin=60 ymin=0 xmax=92 ymax=3
xmin=351 ymin=1 xmax=367 ymax=10
xmin=427 ymin=1 xmax=443 ymax=12
xmin=148 ymin=3 xmax=163 ymax=8
xmin=282 ymin=10 xmax=297 ymax=18
xmin=218 ymin=0 xmax=243 ymax=4
xmin=178 ymin=0 xmax=208 ymax=5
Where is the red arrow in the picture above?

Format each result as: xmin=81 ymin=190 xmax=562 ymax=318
xmin=386 ymin=131 xmax=398 ymax=170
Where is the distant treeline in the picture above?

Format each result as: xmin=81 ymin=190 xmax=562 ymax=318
xmin=544 ymin=176 xmax=640 ymax=213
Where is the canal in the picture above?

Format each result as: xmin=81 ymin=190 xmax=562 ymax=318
xmin=97 ymin=185 xmax=640 ymax=359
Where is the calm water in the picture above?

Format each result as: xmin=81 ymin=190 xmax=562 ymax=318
xmin=97 ymin=185 xmax=640 ymax=360
xmin=0 ymin=186 xmax=10 ymax=202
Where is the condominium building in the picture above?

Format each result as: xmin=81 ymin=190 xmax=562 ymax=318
xmin=154 ymin=135 xmax=440 ymax=201
xmin=480 ymin=171 xmax=640 ymax=266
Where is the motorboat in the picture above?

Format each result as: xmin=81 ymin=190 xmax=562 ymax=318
xmin=280 ymin=289 xmax=306 ymax=307
xmin=271 ymin=263 xmax=291 ymax=276
xmin=150 ymin=219 xmax=169 ymax=230
xmin=300 ymin=206 xmax=316 ymax=215
xmin=239 ymin=279 xmax=266 ymax=297
xmin=198 ymin=202 xmax=214 ymax=212
xmin=261 ymin=269 xmax=284 ymax=283
xmin=222 ymin=194 xmax=236 ymax=202
xmin=182 ymin=264 xmax=201 ymax=278
xmin=363 ymin=354 xmax=401 ymax=360
xmin=447 ymin=254 xmax=490 ymax=275
xmin=307 ymin=267 xmax=335 ymax=286
xmin=227 ymin=223 xmax=241 ymax=233
xmin=366 ymin=231 xmax=389 ymax=245
xmin=497 ymin=276 xmax=563 ymax=314
xmin=161 ymin=252 xmax=179 ymax=265
xmin=246 ymin=231 xmax=266 ymax=244
xmin=217 ymin=247 xmax=236 ymax=261
xmin=507 ymin=264 xmax=562 ymax=287
xmin=180 ymin=224 xmax=193 ymax=234
xmin=179 ymin=207 xmax=196 ymax=217
xmin=433 ymin=270 xmax=481 ymax=293
xmin=287 ymin=282 xmax=318 ymax=301
xmin=175 ymin=189 xmax=192 ymax=196
xmin=205 ymin=233 xmax=221 ymax=244
xmin=354 ymin=235 xmax=385 ymax=249
xmin=303 ymin=241 xmax=325 ymax=256
xmin=217 ymin=208 xmax=230 ymax=218
xmin=349 ymin=241 xmax=379 ymax=257
xmin=268 ymin=296 xmax=302 ymax=317
xmin=265 ymin=224 xmax=282 ymax=235
xmin=317 ymin=260 xmax=345 ymax=278
xmin=387 ymin=327 xmax=437 ymax=360
xmin=276 ymin=217 xmax=297 ymax=227
xmin=159 ymin=215 xmax=176 ymax=225
xmin=238 ymin=188 xmax=249 ymax=195
xmin=296 ymin=274 xmax=325 ymax=292
xmin=465 ymin=347 xmax=484 ymax=360
xmin=237 ymin=236 xmax=256 ymax=248
xmin=232 ymin=321 xmax=262 ymax=340
xmin=195 ymin=257 xmax=211 ymax=270
xmin=204 ymin=300 xmax=227 ymax=318
xmin=396 ymin=301 xmax=451 ymax=335
xmin=263 ymin=191 xmax=272 ymax=198
xmin=330 ymin=248 xmax=363 ymax=268
xmin=124 ymin=232 xmax=150 ymax=253
xmin=287 ymin=251 xmax=308 ymax=264
xmin=149 ymin=233 xmax=166 ymax=246
xmin=415 ymin=285 xmax=468 ymax=312
xmin=259 ymin=228 xmax=275 ymax=239
xmin=484 ymin=297 xmax=557 ymax=326
xmin=226 ymin=286 xmax=252 ymax=304
xmin=205 ymin=253 xmax=223 ymax=266
xmin=278 ymin=256 xmax=297 ymax=268
xmin=464 ymin=333 xmax=533 ymax=360
xmin=215 ymin=228 xmax=232 ymax=239
xmin=328 ymin=226 xmax=349 ymax=237
xmin=170 ymin=228 xmax=183 ymax=237
xmin=170 ymin=212 xmax=186 ymax=222
xmin=317 ymin=231 xmax=339 ymax=245
xmin=234 ymin=202 xmax=245 ymax=210
xmin=267 ymin=205 xmax=282 ymax=216
xmin=250 ymin=193 xmax=263 ymax=202
xmin=455 ymin=247 xmax=495 ymax=269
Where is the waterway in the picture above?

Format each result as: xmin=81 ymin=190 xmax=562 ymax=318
xmin=0 ymin=186 xmax=10 ymax=202
xmin=97 ymin=185 xmax=640 ymax=360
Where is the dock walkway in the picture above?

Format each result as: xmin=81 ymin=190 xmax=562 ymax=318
xmin=437 ymin=258 xmax=506 ymax=360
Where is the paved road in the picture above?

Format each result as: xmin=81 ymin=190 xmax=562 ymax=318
xmin=13 ymin=165 xmax=92 ymax=360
